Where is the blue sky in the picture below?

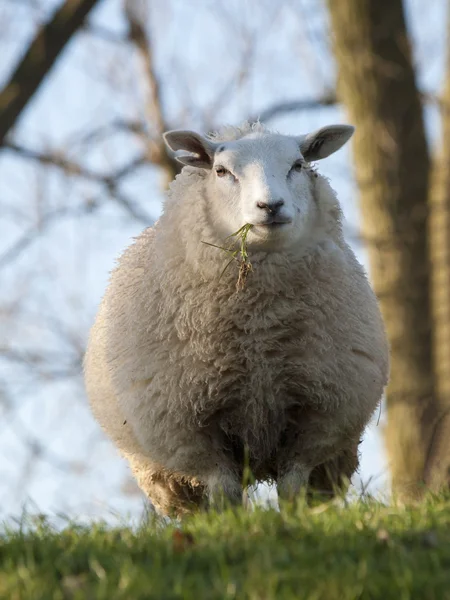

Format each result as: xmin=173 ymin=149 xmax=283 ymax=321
xmin=0 ymin=0 xmax=447 ymax=521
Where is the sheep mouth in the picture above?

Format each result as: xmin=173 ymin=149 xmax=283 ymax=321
xmin=256 ymin=219 xmax=292 ymax=228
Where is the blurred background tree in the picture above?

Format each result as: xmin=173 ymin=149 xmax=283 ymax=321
xmin=328 ymin=0 xmax=450 ymax=501
xmin=0 ymin=0 xmax=447 ymax=519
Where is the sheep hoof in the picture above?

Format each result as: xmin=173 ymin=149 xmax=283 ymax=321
xmin=206 ymin=472 xmax=242 ymax=511
xmin=277 ymin=465 xmax=311 ymax=503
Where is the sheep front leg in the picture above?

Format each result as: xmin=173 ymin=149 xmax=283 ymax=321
xmin=135 ymin=419 xmax=243 ymax=512
xmin=276 ymin=409 xmax=360 ymax=503
xmin=206 ymin=468 xmax=243 ymax=510
xmin=165 ymin=436 xmax=243 ymax=510
xmin=277 ymin=463 xmax=311 ymax=502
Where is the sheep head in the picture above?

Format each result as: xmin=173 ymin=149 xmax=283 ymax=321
xmin=163 ymin=125 xmax=354 ymax=249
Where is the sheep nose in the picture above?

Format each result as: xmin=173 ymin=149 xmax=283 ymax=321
xmin=256 ymin=199 xmax=285 ymax=214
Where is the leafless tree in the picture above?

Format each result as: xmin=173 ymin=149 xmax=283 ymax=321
xmin=327 ymin=0 xmax=450 ymax=500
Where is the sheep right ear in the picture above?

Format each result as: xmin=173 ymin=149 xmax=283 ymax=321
xmin=163 ymin=130 xmax=217 ymax=169
xmin=299 ymin=125 xmax=355 ymax=162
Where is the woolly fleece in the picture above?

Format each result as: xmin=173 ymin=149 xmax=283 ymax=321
xmin=84 ymin=123 xmax=389 ymax=516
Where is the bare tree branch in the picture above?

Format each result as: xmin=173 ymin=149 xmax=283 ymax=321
xmin=84 ymin=23 xmax=128 ymax=44
xmin=7 ymin=414 xmax=79 ymax=472
xmin=70 ymin=119 xmax=146 ymax=147
xmin=125 ymin=0 xmax=166 ymax=136
xmin=4 ymin=141 xmax=148 ymax=185
xmin=254 ymin=94 xmax=338 ymax=123
xmin=4 ymin=142 xmax=110 ymax=179
xmin=0 ymin=144 xmax=152 ymax=269
xmin=253 ymin=89 xmax=437 ymax=125
xmin=0 ymin=187 xmax=150 ymax=271
xmin=0 ymin=0 xmax=101 ymax=145
xmin=124 ymin=0 xmax=180 ymax=185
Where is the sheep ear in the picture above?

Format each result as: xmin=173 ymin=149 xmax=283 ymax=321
xmin=299 ymin=125 xmax=355 ymax=161
xmin=163 ymin=130 xmax=217 ymax=169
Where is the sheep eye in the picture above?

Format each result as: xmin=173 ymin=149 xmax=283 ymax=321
xmin=215 ymin=166 xmax=229 ymax=177
xmin=290 ymin=160 xmax=304 ymax=174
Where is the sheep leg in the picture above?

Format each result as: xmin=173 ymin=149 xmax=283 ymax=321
xmin=130 ymin=458 xmax=241 ymax=516
xmin=162 ymin=435 xmax=243 ymax=510
xmin=130 ymin=422 xmax=243 ymax=513
xmin=277 ymin=438 xmax=360 ymax=502
xmin=277 ymin=463 xmax=312 ymax=501
xmin=278 ymin=442 xmax=359 ymax=503
xmin=276 ymin=410 xmax=360 ymax=502
xmin=206 ymin=468 xmax=243 ymax=510
xmin=308 ymin=442 xmax=360 ymax=500
xmin=127 ymin=453 xmax=205 ymax=518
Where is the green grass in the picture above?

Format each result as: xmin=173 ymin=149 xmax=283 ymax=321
xmin=1 ymin=498 xmax=450 ymax=599
xmin=202 ymin=223 xmax=253 ymax=290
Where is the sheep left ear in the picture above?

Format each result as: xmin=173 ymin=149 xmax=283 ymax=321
xmin=163 ymin=130 xmax=218 ymax=169
xmin=298 ymin=125 xmax=355 ymax=161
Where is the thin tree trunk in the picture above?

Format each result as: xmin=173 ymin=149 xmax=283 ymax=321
xmin=327 ymin=0 xmax=437 ymax=500
xmin=0 ymin=0 xmax=100 ymax=145
xmin=124 ymin=0 xmax=180 ymax=187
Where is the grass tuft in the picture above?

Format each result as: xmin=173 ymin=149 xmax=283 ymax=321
xmin=202 ymin=224 xmax=253 ymax=291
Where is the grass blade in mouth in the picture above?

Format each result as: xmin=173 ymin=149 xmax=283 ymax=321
xmin=202 ymin=224 xmax=253 ymax=290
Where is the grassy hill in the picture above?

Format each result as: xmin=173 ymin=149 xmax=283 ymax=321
xmin=1 ymin=497 xmax=450 ymax=599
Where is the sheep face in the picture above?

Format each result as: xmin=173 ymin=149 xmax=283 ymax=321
xmin=208 ymin=134 xmax=317 ymax=247
xmin=164 ymin=125 xmax=354 ymax=249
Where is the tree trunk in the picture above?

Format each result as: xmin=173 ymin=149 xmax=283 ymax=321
xmin=424 ymin=11 xmax=450 ymax=491
xmin=327 ymin=0 xmax=437 ymax=500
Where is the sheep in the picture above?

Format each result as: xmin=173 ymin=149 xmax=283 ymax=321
xmin=84 ymin=121 xmax=389 ymax=517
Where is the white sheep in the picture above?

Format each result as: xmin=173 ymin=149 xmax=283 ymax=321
xmin=84 ymin=121 xmax=389 ymax=517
